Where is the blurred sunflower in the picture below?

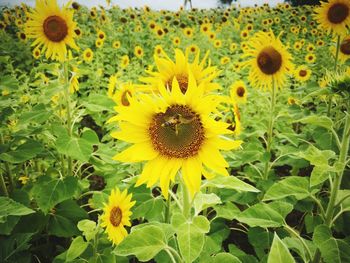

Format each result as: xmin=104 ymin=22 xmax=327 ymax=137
xmin=113 ymin=40 xmax=121 ymax=49
xmin=314 ymin=0 xmax=350 ymax=35
xmin=173 ymin=37 xmax=181 ymax=46
xmin=97 ymin=30 xmax=106 ymax=41
xmin=294 ymin=65 xmax=312 ymax=82
xmin=305 ymin=53 xmax=316 ymax=63
xmin=100 ymin=188 xmax=135 ymax=245
xmin=140 ymin=48 xmax=219 ymax=94
xmin=111 ymin=82 xmax=135 ymax=107
xmin=134 ymin=45 xmax=144 ymax=58
xmin=121 ymin=55 xmax=130 ymax=68
xmin=243 ymin=30 xmax=293 ymax=90
xmin=109 ymin=74 xmax=242 ymax=198
xmin=230 ymin=81 xmax=247 ymax=104
xmin=83 ymin=48 xmax=93 ymax=62
xmin=25 ymin=0 xmax=78 ymax=62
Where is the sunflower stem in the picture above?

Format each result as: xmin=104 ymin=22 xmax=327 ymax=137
xmin=263 ymin=80 xmax=276 ymax=180
xmin=0 ymin=134 xmax=13 ymax=192
xmin=63 ymin=61 xmax=73 ymax=177
xmin=327 ymin=35 xmax=341 ymax=117
xmin=165 ymin=188 xmax=172 ymax=223
xmin=0 ymin=169 xmax=8 ymax=197
xmin=312 ymin=110 xmax=350 ymax=263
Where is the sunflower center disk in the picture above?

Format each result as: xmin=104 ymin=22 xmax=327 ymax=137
xmin=236 ymin=87 xmax=245 ymax=97
xmin=149 ymin=105 xmax=204 ymax=159
xmin=327 ymin=3 xmax=349 ymax=24
xmin=121 ymin=90 xmax=132 ymax=106
xmin=110 ymin=207 xmax=122 ymax=227
xmin=43 ymin=15 xmax=68 ymax=42
xmin=340 ymin=39 xmax=350 ymax=55
xmin=299 ymin=70 xmax=307 ymax=77
xmin=257 ymin=46 xmax=282 ymax=75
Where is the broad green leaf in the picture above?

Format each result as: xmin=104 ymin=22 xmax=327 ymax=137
xmin=77 ymin=219 xmax=97 ymax=241
xmin=177 ymin=216 xmax=209 ymax=263
xmin=313 ymin=225 xmax=350 ymax=263
xmin=212 ymin=253 xmax=241 ymax=263
xmin=194 ymin=193 xmax=221 ymax=215
xmin=283 ymin=237 xmax=316 ymax=262
xmin=66 ymin=236 xmax=89 ymax=262
xmin=19 ymin=103 xmax=51 ymax=124
xmin=335 ymin=190 xmax=350 ymax=210
xmin=56 ymin=133 xmax=93 ymax=162
xmin=237 ymin=202 xmax=293 ymax=228
xmin=132 ymin=197 xmax=166 ymax=222
xmin=0 ymin=197 xmax=35 ymax=223
xmin=248 ymin=227 xmax=273 ymax=259
xmin=296 ymin=115 xmax=333 ymax=130
xmin=0 ymin=140 xmax=44 ymax=163
xmin=214 ymin=202 xmax=240 ymax=220
xmin=202 ymin=176 xmax=259 ymax=193
xmin=115 ymin=224 xmax=167 ymax=261
xmin=32 ymin=176 xmax=79 ymax=214
xmin=267 ymin=233 xmax=295 ymax=263
xmin=83 ymin=93 xmax=115 ymax=113
xmin=0 ymin=233 xmax=33 ymax=262
xmin=263 ymin=176 xmax=310 ymax=201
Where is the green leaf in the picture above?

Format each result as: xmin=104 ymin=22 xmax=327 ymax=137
xmin=115 ymin=224 xmax=167 ymax=261
xmin=0 ymin=197 xmax=35 ymax=223
xmin=0 ymin=233 xmax=33 ymax=262
xmin=32 ymin=176 xmax=79 ymax=214
xmin=77 ymin=219 xmax=97 ymax=241
xmin=212 ymin=253 xmax=242 ymax=263
xmin=177 ymin=216 xmax=210 ymax=263
xmin=267 ymin=233 xmax=295 ymax=263
xmin=56 ymin=133 xmax=93 ymax=162
xmin=202 ymin=176 xmax=259 ymax=193
xmin=237 ymin=202 xmax=293 ymax=228
xmin=83 ymin=93 xmax=115 ymax=113
xmin=313 ymin=225 xmax=350 ymax=263
xmin=19 ymin=104 xmax=51 ymax=124
xmin=0 ymin=140 xmax=44 ymax=163
xmin=296 ymin=115 xmax=333 ymax=130
xmin=194 ymin=193 xmax=221 ymax=215
xmin=263 ymin=176 xmax=310 ymax=201
xmin=214 ymin=202 xmax=241 ymax=220
xmin=66 ymin=236 xmax=89 ymax=262
xmin=283 ymin=237 xmax=316 ymax=262
xmin=132 ymin=197 xmax=166 ymax=222
xmin=248 ymin=227 xmax=273 ymax=259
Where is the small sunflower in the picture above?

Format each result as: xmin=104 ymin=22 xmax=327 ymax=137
xmin=294 ymin=65 xmax=312 ymax=82
xmin=230 ymin=81 xmax=248 ymax=104
xmin=100 ymin=188 xmax=135 ymax=245
xmin=83 ymin=48 xmax=93 ymax=62
xmin=121 ymin=55 xmax=130 ymax=69
xmin=214 ymin=39 xmax=222 ymax=48
xmin=113 ymin=40 xmax=121 ymax=49
xmin=183 ymin=27 xmax=193 ymax=38
xmin=25 ymin=0 xmax=78 ymax=61
xmin=314 ymin=0 xmax=350 ymax=35
xmin=134 ymin=45 xmax=144 ymax=58
xmin=243 ymin=30 xmax=293 ymax=90
xmin=97 ymin=30 xmax=106 ymax=41
xmin=111 ymin=82 xmax=135 ymax=107
xmin=173 ymin=37 xmax=181 ymax=46
xmin=96 ymin=39 xmax=104 ymax=48
xmin=305 ymin=53 xmax=316 ymax=63
xmin=109 ymin=75 xmax=242 ymax=198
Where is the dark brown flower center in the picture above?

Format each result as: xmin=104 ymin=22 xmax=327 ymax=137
xmin=74 ymin=29 xmax=81 ymax=35
xmin=299 ymin=69 xmax=307 ymax=77
xmin=35 ymin=50 xmax=39 ymax=56
xmin=340 ymin=38 xmax=350 ymax=55
xmin=121 ymin=90 xmax=132 ymax=106
xmin=43 ymin=16 xmax=68 ymax=42
xmin=236 ymin=87 xmax=245 ymax=97
xmin=20 ymin=33 xmax=26 ymax=40
xmin=98 ymin=33 xmax=104 ymax=39
xmin=86 ymin=52 xmax=91 ymax=58
xmin=257 ymin=46 xmax=282 ymax=75
xmin=110 ymin=207 xmax=122 ymax=227
xmin=149 ymin=105 xmax=204 ymax=159
xmin=166 ymin=75 xmax=189 ymax=94
xmin=327 ymin=3 xmax=349 ymax=24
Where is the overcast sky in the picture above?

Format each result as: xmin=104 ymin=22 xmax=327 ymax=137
xmin=0 ymin=0 xmax=284 ymax=10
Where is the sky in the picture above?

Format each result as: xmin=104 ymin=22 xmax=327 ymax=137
xmin=0 ymin=0 xmax=284 ymax=10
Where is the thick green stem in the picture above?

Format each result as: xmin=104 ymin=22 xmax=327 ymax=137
xmin=63 ymin=61 xmax=73 ymax=177
xmin=164 ymin=191 xmax=171 ymax=223
xmin=263 ymin=80 xmax=276 ymax=180
xmin=313 ymin=112 xmax=350 ymax=263
xmin=0 ymin=134 xmax=13 ymax=192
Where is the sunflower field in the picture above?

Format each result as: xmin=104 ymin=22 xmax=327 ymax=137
xmin=1 ymin=0 xmax=350 ymax=262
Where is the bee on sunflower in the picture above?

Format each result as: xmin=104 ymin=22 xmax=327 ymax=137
xmin=109 ymin=73 xmax=242 ymax=198
xmin=25 ymin=0 xmax=79 ymax=62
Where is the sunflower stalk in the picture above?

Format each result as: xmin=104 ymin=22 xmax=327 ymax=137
xmin=62 ymin=60 xmax=73 ymax=177
xmin=0 ymin=169 xmax=8 ymax=197
xmin=0 ymin=134 xmax=13 ymax=192
xmin=181 ymin=177 xmax=192 ymax=219
xmin=263 ymin=80 xmax=276 ymax=180
xmin=312 ymin=107 xmax=350 ymax=263
xmin=327 ymin=35 xmax=341 ymax=117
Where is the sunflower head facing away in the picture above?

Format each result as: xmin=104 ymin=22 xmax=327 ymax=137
xmin=243 ymin=30 xmax=293 ymax=90
xmin=314 ymin=0 xmax=350 ymax=36
xmin=109 ymin=74 xmax=242 ymax=198
xmin=101 ymin=188 xmax=135 ymax=245
xmin=25 ymin=0 xmax=79 ymax=61
xmin=230 ymin=80 xmax=248 ymax=104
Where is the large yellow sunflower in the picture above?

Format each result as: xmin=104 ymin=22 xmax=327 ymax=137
xmin=140 ymin=49 xmax=220 ymax=94
xmin=109 ymin=74 xmax=242 ymax=198
xmin=314 ymin=0 xmax=350 ymax=36
xmin=243 ymin=30 xmax=293 ymax=90
xmin=100 ymin=188 xmax=135 ymax=245
xmin=25 ymin=0 xmax=78 ymax=62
